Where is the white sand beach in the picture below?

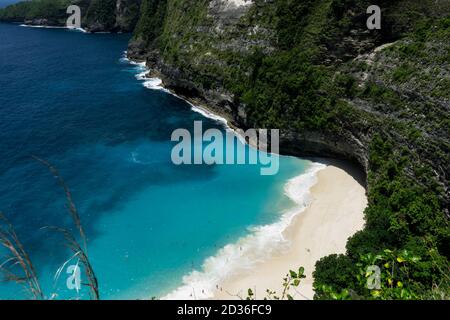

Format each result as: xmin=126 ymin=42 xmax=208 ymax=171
xmin=213 ymin=163 xmax=367 ymax=300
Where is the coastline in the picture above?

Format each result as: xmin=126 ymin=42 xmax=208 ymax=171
xmin=213 ymin=163 xmax=367 ymax=300
xmin=19 ymin=23 xmax=87 ymax=32
xmin=125 ymin=54 xmax=367 ymax=300
xmin=127 ymin=53 xmax=235 ymax=127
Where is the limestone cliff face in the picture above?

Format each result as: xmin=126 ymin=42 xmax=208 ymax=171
xmin=114 ymin=0 xmax=141 ymax=32
xmin=128 ymin=0 xmax=273 ymax=116
xmin=85 ymin=0 xmax=142 ymax=32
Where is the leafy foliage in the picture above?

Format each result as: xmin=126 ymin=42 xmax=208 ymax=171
xmin=316 ymin=248 xmax=449 ymax=299
xmin=0 ymin=0 xmax=71 ymax=22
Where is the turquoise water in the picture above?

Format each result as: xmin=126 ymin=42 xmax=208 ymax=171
xmin=0 ymin=23 xmax=308 ymax=299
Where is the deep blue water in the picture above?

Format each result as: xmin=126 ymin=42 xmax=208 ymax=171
xmin=0 ymin=23 xmax=308 ymax=299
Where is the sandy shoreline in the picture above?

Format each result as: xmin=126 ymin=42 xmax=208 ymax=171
xmin=213 ymin=163 xmax=367 ymax=300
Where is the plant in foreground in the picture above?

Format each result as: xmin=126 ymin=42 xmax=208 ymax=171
xmin=0 ymin=157 xmax=99 ymax=300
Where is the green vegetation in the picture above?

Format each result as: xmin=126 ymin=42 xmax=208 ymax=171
xmin=313 ymin=14 xmax=450 ymax=298
xmin=132 ymin=0 xmax=167 ymax=45
xmin=316 ymin=248 xmax=449 ymax=299
xmin=0 ymin=0 xmax=71 ymax=22
xmin=85 ymin=0 xmax=117 ymax=30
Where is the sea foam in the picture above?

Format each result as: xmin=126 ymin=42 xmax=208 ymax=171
xmin=122 ymin=51 xmax=229 ymax=127
xmin=19 ymin=24 xmax=87 ymax=33
xmin=162 ymin=162 xmax=326 ymax=300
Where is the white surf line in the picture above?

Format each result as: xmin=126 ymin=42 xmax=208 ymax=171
xmin=19 ymin=24 xmax=87 ymax=33
xmin=122 ymin=52 xmax=252 ymax=149
xmin=162 ymin=162 xmax=326 ymax=300
xmin=125 ymin=51 xmax=282 ymax=156
xmin=123 ymin=51 xmax=230 ymax=128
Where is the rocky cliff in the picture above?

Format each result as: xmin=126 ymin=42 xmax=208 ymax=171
xmin=127 ymin=0 xmax=448 ymax=180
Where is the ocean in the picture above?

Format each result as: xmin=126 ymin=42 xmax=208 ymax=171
xmin=0 ymin=22 xmax=315 ymax=300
